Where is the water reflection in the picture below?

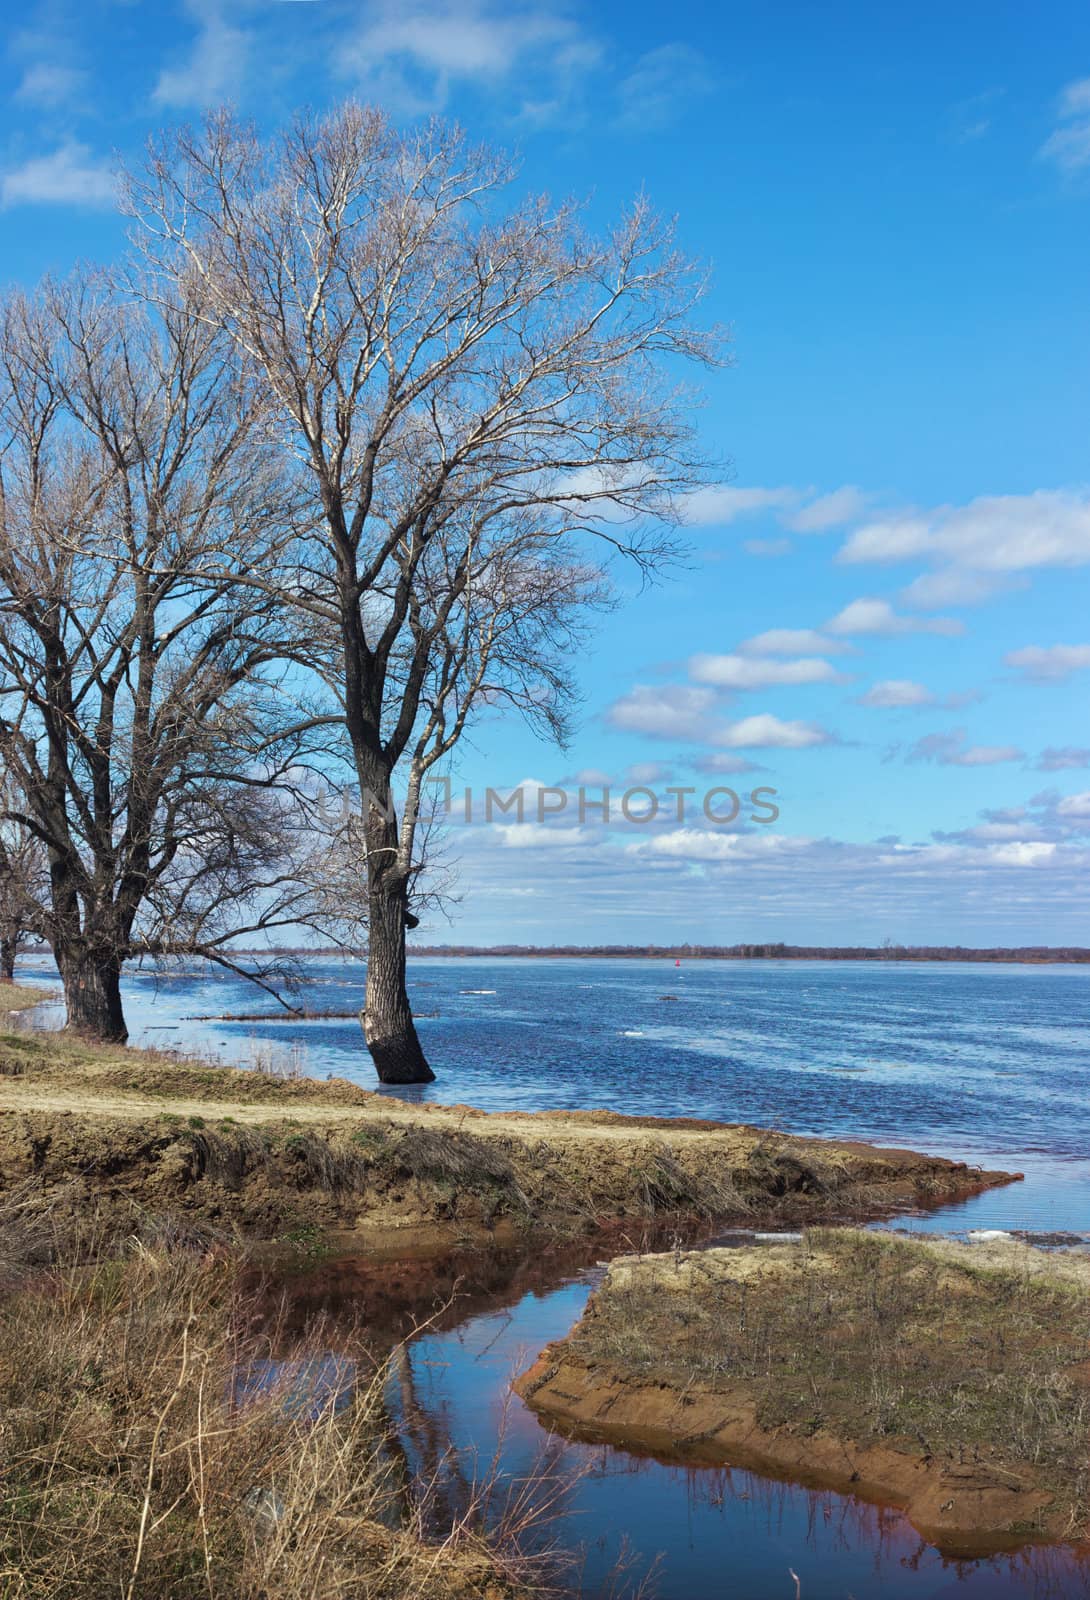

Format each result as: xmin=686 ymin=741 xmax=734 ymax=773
xmin=231 ymin=1353 xmax=357 ymax=1421
xmin=254 ymin=1236 xmax=1090 ymax=1600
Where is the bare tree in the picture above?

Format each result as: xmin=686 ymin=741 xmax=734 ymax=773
xmin=302 ymin=776 xmax=460 ymax=960
xmin=0 ymin=276 xmax=320 ymax=1040
xmin=131 ymin=105 xmax=721 ymax=1082
xmin=0 ymin=770 xmax=47 ymax=980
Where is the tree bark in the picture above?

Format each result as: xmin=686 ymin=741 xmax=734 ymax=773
xmin=361 ymin=844 xmax=434 ymax=1084
xmin=363 ymin=882 xmax=433 ymax=1083
xmin=0 ymin=934 xmax=15 ymax=983
xmin=59 ymin=948 xmax=127 ymax=1042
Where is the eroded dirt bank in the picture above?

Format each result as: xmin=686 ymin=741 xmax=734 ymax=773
xmin=0 ymin=1025 xmax=1017 ymax=1245
xmin=515 ymin=1231 xmax=1090 ymax=1553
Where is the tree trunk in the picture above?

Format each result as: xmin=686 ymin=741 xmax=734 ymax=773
xmin=59 ymin=948 xmax=127 ymax=1042
xmin=0 ymin=934 xmax=15 ymax=983
xmin=362 ymin=875 xmax=434 ymax=1085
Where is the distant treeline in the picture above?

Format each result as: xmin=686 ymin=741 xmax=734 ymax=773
xmin=384 ymin=942 xmax=1090 ymax=963
xmin=399 ymin=943 xmax=1090 ymax=963
xmin=79 ymin=941 xmax=1087 ymax=964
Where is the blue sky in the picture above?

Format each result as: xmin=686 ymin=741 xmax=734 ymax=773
xmin=3 ymin=0 xmax=1090 ymax=945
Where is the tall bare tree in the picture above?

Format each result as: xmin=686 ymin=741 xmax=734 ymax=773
xmin=0 ymin=277 xmax=317 ymax=1040
xmin=0 ymin=770 xmax=47 ymax=980
xmin=131 ymin=105 xmax=721 ymax=1082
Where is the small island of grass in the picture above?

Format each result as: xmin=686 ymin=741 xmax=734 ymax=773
xmin=516 ymin=1230 xmax=1090 ymax=1551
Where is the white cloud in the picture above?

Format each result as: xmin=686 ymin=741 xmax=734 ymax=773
xmin=1 ymin=142 xmax=115 ymax=208
xmin=15 ymin=62 xmax=84 ymax=107
xmin=1059 ymin=79 xmax=1090 ymax=116
xmin=1057 ymin=790 xmax=1090 ymax=819
xmin=681 ymin=485 xmax=798 ymax=527
xmin=740 ymin=628 xmax=852 ymax=656
xmin=1037 ymin=747 xmax=1090 ymax=771
xmin=783 ymin=485 xmax=869 ymax=533
xmin=496 ymin=823 xmax=592 ymax=848
xmin=450 ymin=792 xmax=1090 ymax=943
xmin=991 ymin=841 xmax=1058 ymax=866
xmin=858 ymin=679 xmax=935 ymax=709
xmin=900 ymin=568 xmax=1014 ymax=609
xmin=689 ymin=653 xmax=843 ymax=689
xmin=839 ymin=490 xmax=1090 ymax=574
xmin=948 ymin=745 xmax=1022 ymax=767
xmin=955 ymin=821 xmax=1041 ymax=843
xmin=1041 ymin=78 xmax=1090 ymax=172
xmin=712 ymin=714 xmax=834 ymax=750
xmin=337 ymin=0 xmax=594 ymax=111
xmin=876 ymin=839 xmax=1059 ymax=869
xmin=629 ymin=829 xmax=811 ymax=863
xmin=690 ymin=753 xmax=762 ymax=775
xmin=905 ymin=729 xmax=1023 ymax=767
xmin=614 ymin=43 xmax=711 ymax=130
xmin=605 ymin=684 xmax=716 ymax=740
xmin=626 ymin=761 xmax=672 ymax=784
xmin=627 ymin=828 xmax=1062 ymax=873
xmin=1004 ymin=643 xmax=1090 ymax=682
xmin=153 ymin=0 xmax=250 ymax=107
xmin=684 ymin=482 xmax=872 ymax=536
xmin=826 ymin=598 xmax=963 ymax=637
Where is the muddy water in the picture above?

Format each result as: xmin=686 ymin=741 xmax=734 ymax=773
xmin=266 ymin=1224 xmax=1090 ymax=1600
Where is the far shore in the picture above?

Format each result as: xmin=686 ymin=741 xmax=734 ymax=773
xmin=18 ymin=944 xmax=1085 ymax=965
xmin=405 ymin=944 xmax=1090 ymax=963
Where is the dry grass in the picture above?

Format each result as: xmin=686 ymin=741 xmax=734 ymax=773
xmin=0 ymin=982 xmax=52 ymax=1019
xmin=0 ymin=1206 xmax=544 ymax=1599
xmin=572 ymin=1229 xmax=1090 ymax=1526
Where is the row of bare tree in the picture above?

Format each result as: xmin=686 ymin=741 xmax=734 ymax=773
xmin=0 ymin=104 xmax=717 ymax=1082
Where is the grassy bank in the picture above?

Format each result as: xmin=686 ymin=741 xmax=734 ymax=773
xmin=0 ymin=982 xmax=53 ymax=1017
xmin=0 ymin=1203 xmax=537 ymax=1600
xmin=0 ymin=987 xmax=1037 ymax=1587
xmin=517 ymin=1230 xmax=1090 ymax=1548
xmin=0 ymin=1027 xmax=1015 ymax=1246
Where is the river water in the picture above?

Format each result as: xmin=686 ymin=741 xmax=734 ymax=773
xmin=18 ymin=955 xmax=1090 ymax=1597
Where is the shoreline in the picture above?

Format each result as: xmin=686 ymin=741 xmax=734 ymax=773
xmin=16 ymin=948 xmax=1090 ymax=965
xmin=1 ymin=978 xmax=1071 ymax=1592
xmin=0 ymin=1015 xmax=1019 ymax=1249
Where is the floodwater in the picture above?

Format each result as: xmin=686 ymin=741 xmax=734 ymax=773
xmin=18 ymin=955 xmax=1090 ymax=1596
xmin=265 ymin=1230 xmax=1090 ymax=1600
